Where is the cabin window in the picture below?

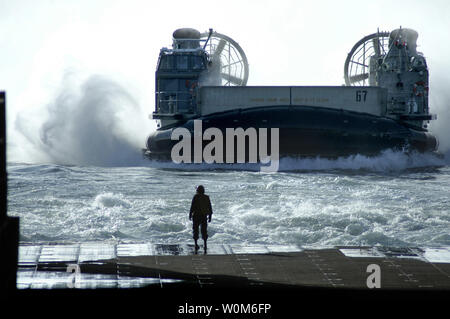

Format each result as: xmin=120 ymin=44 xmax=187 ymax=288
xmin=192 ymin=56 xmax=205 ymax=70
xmin=159 ymin=55 xmax=174 ymax=70
xmin=177 ymin=55 xmax=189 ymax=70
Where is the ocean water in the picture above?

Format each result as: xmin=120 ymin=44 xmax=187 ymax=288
xmin=7 ymin=150 xmax=450 ymax=248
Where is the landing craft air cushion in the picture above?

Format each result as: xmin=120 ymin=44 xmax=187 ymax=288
xmin=144 ymin=28 xmax=438 ymax=162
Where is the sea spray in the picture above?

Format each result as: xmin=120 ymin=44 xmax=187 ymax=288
xmin=429 ymin=73 xmax=450 ymax=155
xmin=14 ymin=73 xmax=150 ymax=166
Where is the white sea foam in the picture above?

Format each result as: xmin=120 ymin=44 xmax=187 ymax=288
xmin=147 ymin=149 xmax=447 ymax=173
xmin=92 ymin=192 xmax=132 ymax=209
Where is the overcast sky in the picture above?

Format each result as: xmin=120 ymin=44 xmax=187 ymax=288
xmin=1 ymin=0 xmax=450 ymax=161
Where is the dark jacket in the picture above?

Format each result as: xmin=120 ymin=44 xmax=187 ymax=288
xmin=189 ymin=193 xmax=213 ymax=220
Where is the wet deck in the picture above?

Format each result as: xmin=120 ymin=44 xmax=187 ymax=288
xmin=16 ymin=243 xmax=450 ymax=290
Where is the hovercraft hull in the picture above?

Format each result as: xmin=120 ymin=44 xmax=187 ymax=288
xmin=145 ymin=105 xmax=437 ymax=160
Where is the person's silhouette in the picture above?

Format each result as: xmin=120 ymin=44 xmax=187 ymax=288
xmin=189 ymin=185 xmax=213 ymax=253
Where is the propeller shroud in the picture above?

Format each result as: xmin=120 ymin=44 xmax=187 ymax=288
xmin=344 ymin=31 xmax=390 ymax=86
xmin=200 ymin=31 xmax=249 ymax=86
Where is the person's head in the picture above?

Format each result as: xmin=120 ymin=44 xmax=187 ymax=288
xmin=196 ymin=185 xmax=205 ymax=194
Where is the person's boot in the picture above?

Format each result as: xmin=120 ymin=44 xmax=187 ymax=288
xmin=203 ymin=239 xmax=207 ymax=252
xmin=194 ymin=240 xmax=199 ymax=251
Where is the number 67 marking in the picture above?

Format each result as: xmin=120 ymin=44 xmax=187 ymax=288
xmin=356 ymin=90 xmax=367 ymax=102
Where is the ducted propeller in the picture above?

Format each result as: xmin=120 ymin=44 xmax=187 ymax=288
xmin=200 ymin=31 xmax=249 ymax=86
xmin=344 ymin=31 xmax=390 ymax=86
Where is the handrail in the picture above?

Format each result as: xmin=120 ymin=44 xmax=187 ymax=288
xmin=156 ymin=90 xmax=196 ymax=114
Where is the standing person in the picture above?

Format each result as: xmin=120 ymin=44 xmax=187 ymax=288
xmin=189 ymin=185 xmax=213 ymax=252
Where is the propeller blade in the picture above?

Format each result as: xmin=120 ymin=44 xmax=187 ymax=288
xmin=350 ymin=73 xmax=369 ymax=83
xmin=212 ymin=39 xmax=226 ymax=60
xmin=372 ymin=38 xmax=381 ymax=56
xmin=221 ymin=73 xmax=242 ymax=85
